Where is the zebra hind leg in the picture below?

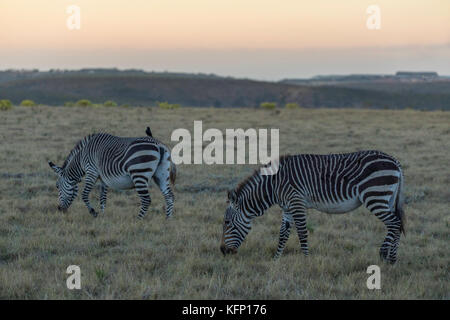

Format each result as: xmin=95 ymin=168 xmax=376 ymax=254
xmin=132 ymin=177 xmax=151 ymax=219
xmin=373 ymin=210 xmax=402 ymax=264
xmin=293 ymin=211 xmax=309 ymax=256
xmin=384 ymin=213 xmax=402 ymax=264
xmin=274 ymin=213 xmax=292 ymax=259
xmin=152 ymin=175 xmax=174 ymax=219
xmin=162 ymin=186 xmax=174 ymax=219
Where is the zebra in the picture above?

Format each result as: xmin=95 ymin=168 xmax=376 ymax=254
xmin=48 ymin=128 xmax=176 ymax=219
xmin=220 ymin=150 xmax=406 ymax=264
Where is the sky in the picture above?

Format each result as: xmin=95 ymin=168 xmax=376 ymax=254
xmin=1 ymin=0 xmax=449 ymax=80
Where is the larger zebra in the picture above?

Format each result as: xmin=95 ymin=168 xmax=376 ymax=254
xmin=49 ymin=128 xmax=176 ymax=219
xmin=221 ymin=150 xmax=405 ymax=264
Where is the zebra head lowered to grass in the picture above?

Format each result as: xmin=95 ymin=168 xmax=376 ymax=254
xmin=48 ymin=127 xmax=176 ymax=219
xmin=220 ymin=150 xmax=406 ymax=264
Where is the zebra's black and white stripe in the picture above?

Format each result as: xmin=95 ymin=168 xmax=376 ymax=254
xmin=49 ymin=128 xmax=176 ymax=219
xmin=221 ymin=150 xmax=405 ymax=264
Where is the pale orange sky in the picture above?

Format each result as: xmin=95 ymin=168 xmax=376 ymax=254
xmin=1 ymin=0 xmax=449 ymax=79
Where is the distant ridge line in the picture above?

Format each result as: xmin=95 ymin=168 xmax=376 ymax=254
xmin=0 ymin=69 xmax=449 ymax=110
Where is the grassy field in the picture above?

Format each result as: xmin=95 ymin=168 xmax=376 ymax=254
xmin=0 ymin=105 xmax=448 ymax=299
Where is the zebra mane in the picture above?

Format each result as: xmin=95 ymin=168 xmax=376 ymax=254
xmin=234 ymin=170 xmax=259 ymax=196
xmin=234 ymin=154 xmax=290 ymax=196
xmin=62 ymin=133 xmax=98 ymax=169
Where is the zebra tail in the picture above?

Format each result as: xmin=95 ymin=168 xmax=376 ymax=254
xmin=396 ymin=170 xmax=406 ymax=235
xmin=169 ymin=160 xmax=176 ymax=185
xmin=159 ymin=145 xmax=176 ymax=186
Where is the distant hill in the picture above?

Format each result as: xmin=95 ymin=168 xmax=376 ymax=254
xmin=1 ymin=69 xmax=449 ymax=110
xmin=0 ymin=69 xmax=224 ymax=84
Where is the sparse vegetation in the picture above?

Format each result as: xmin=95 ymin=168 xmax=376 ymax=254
xmin=103 ymin=100 xmax=118 ymax=107
xmin=285 ymin=102 xmax=300 ymax=109
xmin=0 ymin=106 xmax=448 ymax=299
xmin=158 ymin=101 xmax=180 ymax=109
xmin=76 ymin=99 xmax=93 ymax=107
xmin=0 ymin=99 xmax=13 ymax=110
xmin=20 ymin=99 xmax=36 ymax=107
xmin=260 ymin=102 xmax=277 ymax=110
xmin=64 ymin=101 xmax=75 ymax=107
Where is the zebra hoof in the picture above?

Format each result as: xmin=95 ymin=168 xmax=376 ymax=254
xmin=379 ymin=250 xmax=388 ymax=261
xmin=89 ymin=208 xmax=98 ymax=217
xmin=386 ymin=256 xmax=397 ymax=265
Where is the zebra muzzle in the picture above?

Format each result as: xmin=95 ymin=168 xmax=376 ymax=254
xmin=57 ymin=205 xmax=67 ymax=213
xmin=220 ymin=245 xmax=237 ymax=256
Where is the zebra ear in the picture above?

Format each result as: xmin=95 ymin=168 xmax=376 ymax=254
xmin=48 ymin=161 xmax=62 ymax=175
xmin=227 ymin=189 xmax=238 ymax=202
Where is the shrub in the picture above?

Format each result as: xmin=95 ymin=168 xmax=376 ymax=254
xmin=0 ymin=99 xmax=13 ymax=110
xmin=260 ymin=102 xmax=277 ymax=110
xmin=158 ymin=102 xmax=180 ymax=109
xmin=76 ymin=99 xmax=93 ymax=107
xmin=103 ymin=100 xmax=117 ymax=107
xmin=285 ymin=102 xmax=300 ymax=109
xmin=64 ymin=101 xmax=75 ymax=107
xmin=121 ymin=104 xmax=130 ymax=108
xmin=20 ymin=99 xmax=36 ymax=107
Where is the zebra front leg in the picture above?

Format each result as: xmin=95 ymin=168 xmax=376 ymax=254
xmin=274 ymin=213 xmax=292 ymax=259
xmin=293 ymin=211 xmax=309 ymax=256
xmin=133 ymin=178 xmax=151 ymax=219
xmin=99 ymin=183 xmax=108 ymax=214
xmin=82 ymin=172 xmax=99 ymax=217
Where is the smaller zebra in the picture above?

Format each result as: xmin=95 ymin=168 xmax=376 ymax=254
xmin=49 ymin=128 xmax=176 ymax=219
